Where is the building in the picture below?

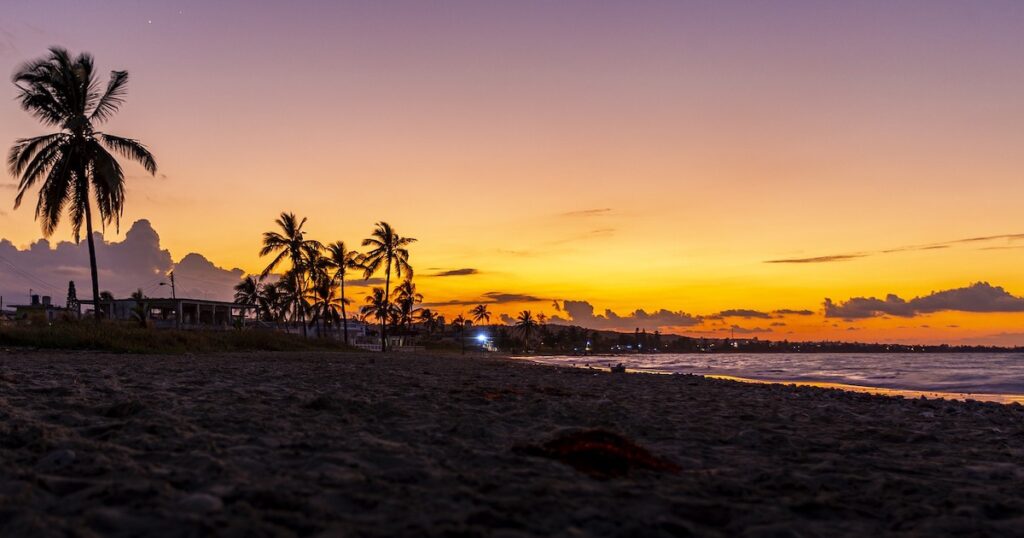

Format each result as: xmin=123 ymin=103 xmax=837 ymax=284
xmin=9 ymin=294 xmax=78 ymax=323
xmin=80 ymin=297 xmax=256 ymax=328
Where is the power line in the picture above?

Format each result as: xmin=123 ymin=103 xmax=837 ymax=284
xmin=0 ymin=253 xmax=61 ymax=296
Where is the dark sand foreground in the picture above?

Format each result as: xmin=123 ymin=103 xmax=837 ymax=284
xmin=2 ymin=351 xmax=1023 ymax=537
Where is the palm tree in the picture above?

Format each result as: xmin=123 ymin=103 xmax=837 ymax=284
xmin=259 ymin=212 xmax=322 ymax=337
xmin=452 ymin=313 xmax=470 ymax=354
xmin=418 ymin=308 xmax=439 ymax=335
xmin=129 ymin=288 xmax=148 ymax=328
xmin=515 ymin=310 xmax=538 ymax=351
xmin=391 ymin=278 xmax=423 ymax=331
xmin=360 ymin=287 xmax=395 ymax=344
xmin=361 ymin=222 xmax=415 ymax=351
xmin=452 ymin=314 xmax=468 ymax=335
xmin=260 ymin=280 xmax=290 ymax=324
xmin=325 ymin=241 xmax=361 ymax=344
xmin=300 ymin=243 xmax=339 ymax=336
xmin=471 ymin=304 xmax=491 ymax=326
xmin=233 ymin=276 xmax=262 ymax=309
xmin=8 ymin=48 xmax=157 ymax=319
xmin=305 ymin=277 xmax=342 ymax=336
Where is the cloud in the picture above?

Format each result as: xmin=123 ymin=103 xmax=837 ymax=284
xmin=0 ymin=26 xmax=17 ymax=57
xmin=956 ymin=332 xmax=1024 ymax=347
xmin=482 ymin=292 xmax=544 ymax=303
xmin=559 ymin=208 xmax=613 ymax=218
xmin=770 ymin=321 xmax=786 ymax=327
xmin=765 ymin=254 xmax=866 ymax=264
xmin=767 ymin=233 xmax=1024 ymax=265
xmin=774 ymin=309 xmax=814 ymax=316
xmin=348 ymin=277 xmax=386 ymax=287
xmin=714 ymin=309 xmax=773 ymax=319
xmin=171 ymin=253 xmax=246 ymax=301
xmin=729 ymin=325 xmax=772 ymax=334
xmin=549 ymin=300 xmax=702 ymax=331
xmin=824 ymin=282 xmax=1024 ymax=319
xmin=0 ymin=220 xmax=243 ymax=303
xmin=499 ymin=313 xmax=516 ymax=325
xmin=421 ymin=291 xmax=545 ymax=307
xmin=546 ymin=228 xmax=616 ymax=246
xmin=427 ymin=268 xmax=479 ymax=277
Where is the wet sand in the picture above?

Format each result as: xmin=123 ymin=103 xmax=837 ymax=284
xmin=2 ymin=350 xmax=1023 ymax=536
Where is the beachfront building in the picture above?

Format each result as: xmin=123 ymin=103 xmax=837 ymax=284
xmin=8 ymin=294 xmax=79 ymax=323
xmin=81 ymin=297 xmax=256 ymax=329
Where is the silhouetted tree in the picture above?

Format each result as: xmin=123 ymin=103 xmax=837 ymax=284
xmin=391 ymin=278 xmax=423 ymax=331
xmin=360 ymin=287 xmax=395 ymax=334
xmin=233 ymin=276 xmax=262 ymax=314
xmin=515 ymin=310 xmax=538 ymax=350
xmin=259 ymin=212 xmax=321 ymax=337
xmin=361 ymin=222 xmax=415 ymax=351
xmin=418 ymin=308 xmax=439 ymax=335
xmin=9 ymin=48 xmax=157 ymax=319
xmin=129 ymin=288 xmax=147 ymax=328
xmin=325 ymin=241 xmax=360 ymax=344
xmin=471 ymin=304 xmax=491 ymax=326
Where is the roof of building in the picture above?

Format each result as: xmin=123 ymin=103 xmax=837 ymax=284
xmin=79 ymin=297 xmax=256 ymax=308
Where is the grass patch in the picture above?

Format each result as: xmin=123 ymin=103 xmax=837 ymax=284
xmin=0 ymin=322 xmax=355 ymax=354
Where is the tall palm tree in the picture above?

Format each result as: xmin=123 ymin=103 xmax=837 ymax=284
xmin=8 ymin=48 xmax=157 ymax=319
xmin=259 ymin=212 xmax=321 ymax=337
xmin=300 ymin=243 xmax=335 ymax=336
xmin=471 ymin=304 xmax=491 ymax=326
xmin=515 ymin=310 xmax=538 ymax=350
xmin=361 ymin=222 xmax=415 ymax=351
xmin=325 ymin=241 xmax=361 ymax=344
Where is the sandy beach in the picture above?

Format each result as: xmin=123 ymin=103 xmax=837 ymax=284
xmin=2 ymin=350 xmax=1023 ymax=537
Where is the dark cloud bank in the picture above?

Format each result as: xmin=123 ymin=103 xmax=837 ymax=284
xmin=549 ymin=300 xmax=702 ymax=331
xmin=824 ymin=282 xmax=1024 ymax=319
xmin=0 ymin=220 xmax=243 ymax=303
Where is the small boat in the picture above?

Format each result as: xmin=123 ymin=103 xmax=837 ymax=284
xmin=610 ymin=363 xmax=626 ymax=373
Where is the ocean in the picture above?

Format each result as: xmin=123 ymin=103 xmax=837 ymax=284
xmin=520 ymin=353 xmax=1024 ymax=403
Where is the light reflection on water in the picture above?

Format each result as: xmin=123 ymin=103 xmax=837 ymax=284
xmin=518 ymin=353 xmax=1024 ymax=404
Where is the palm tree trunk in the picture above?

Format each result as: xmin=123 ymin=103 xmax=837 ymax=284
xmin=83 ymin=197 xmax=102 ymax=321
xmin=293 ymin=268 xmax=308 ymax=338
xmin=341 ymin=278 xmax=349 ymax=345
xmin=382 ymin=258 xmax=391 ymax=352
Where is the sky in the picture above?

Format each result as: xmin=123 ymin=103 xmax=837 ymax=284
xmin=2 ymin=0 xmax=1024 ymax=345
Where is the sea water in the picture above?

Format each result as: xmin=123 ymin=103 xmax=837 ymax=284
xmin=523 ymin=353 xmax=1024 ymax=399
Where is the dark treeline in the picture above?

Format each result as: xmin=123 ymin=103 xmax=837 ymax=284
xmin=484 ymin=324 xmax=1023 ymax=354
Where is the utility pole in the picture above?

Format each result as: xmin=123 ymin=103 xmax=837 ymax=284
xmin=160 ymin=271 xmax=177 ymax=299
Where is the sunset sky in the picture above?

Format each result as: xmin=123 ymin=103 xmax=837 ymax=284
xmin=2 ymin=1 xmax=1024 ymax=344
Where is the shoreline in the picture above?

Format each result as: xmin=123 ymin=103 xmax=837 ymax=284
xmin=511 ymin=354 xmax=1024 ymax=405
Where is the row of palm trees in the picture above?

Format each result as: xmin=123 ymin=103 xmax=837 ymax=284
xmin=235 ymin=213 xmax=416 ymax=351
